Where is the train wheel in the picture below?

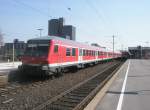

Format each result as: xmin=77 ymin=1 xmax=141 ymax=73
xmin=54 ymin=68 xmax=63 ymax=77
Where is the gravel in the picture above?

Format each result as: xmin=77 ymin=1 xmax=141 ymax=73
xmin=0 ymin=61 xmax=117 ymax=110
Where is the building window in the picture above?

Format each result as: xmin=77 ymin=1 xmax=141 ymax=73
xmin=54 ymin=45 xmax=58 ymax=53
xmin=72 ymin=48 xmax=76 ymax=56
xmin=66 ymin=48 xmax=71 ymax=56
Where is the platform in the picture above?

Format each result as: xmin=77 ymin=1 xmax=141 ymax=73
xmin=85 ymin=59 xmax=150 ymax=110
xmin=0 ymin=62 xmax=21 ymax=75
xmin=0 ymin=62 xmax=21 ymax=86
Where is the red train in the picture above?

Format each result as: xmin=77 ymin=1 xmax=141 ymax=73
xmin=19 ymin=36 xmax=121 ymax=75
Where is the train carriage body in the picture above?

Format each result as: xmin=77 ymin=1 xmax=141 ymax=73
xmin=20 ymin=36 xmax=121 ymax=75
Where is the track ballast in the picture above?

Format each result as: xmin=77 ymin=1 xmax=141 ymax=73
xmin=33 ymin=62 xmax=122 ymax=110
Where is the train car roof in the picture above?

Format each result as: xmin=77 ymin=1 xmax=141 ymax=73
xmin=28 ymin=36 xmax=121 ymax=53
xmin=28 ymin=36 xmax=105 ymax=50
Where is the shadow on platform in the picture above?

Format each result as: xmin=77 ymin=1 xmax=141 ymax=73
xmin=107 ymin=89 xmax=150 ymax=95
xmin=128 ymin=74 xmax=150 ymax=78
xmin=106 ymin=91 xmax=138 ymax=95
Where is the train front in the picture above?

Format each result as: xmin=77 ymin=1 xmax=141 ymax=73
xmin=19 ymin=39 xmax=50 ymax=75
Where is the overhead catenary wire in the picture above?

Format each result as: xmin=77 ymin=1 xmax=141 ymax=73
xmin=85 ymin=0 xmax=124 ymax=51
xmin=85 ymin=0 xmax=119 ymax=33
xmin=85 ymin=0 xmax=106 ymax=24
xmin=10 ymin=0 xmax=51 ymax=18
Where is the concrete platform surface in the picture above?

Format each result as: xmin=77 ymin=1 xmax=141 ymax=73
xmin=0 ymin=62 xmax=21 ymax=86
xmin=0 ymin=62 xmax=21 ymax=75
xmin=95 ymin=59 xmax=150 ymax=110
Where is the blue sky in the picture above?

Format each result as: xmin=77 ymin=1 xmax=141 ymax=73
xmin=0 ymin=0 xmax=150 ymax=50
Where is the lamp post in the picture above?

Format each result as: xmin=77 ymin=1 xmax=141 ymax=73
xmin=37 ymin=28 xmax=43 ymax=37
xmin=12 ymin=42 xmax=14 ymax=65
xmin=141 ymin=46 xmax=142 ymax=59
xmin=112 ymin=35 xmax=115 ymax=58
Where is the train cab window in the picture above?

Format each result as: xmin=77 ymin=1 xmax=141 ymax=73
xmin=54 ymin=45 xmax=58 ymax=53
xmin=66 ymin=48 xmax=71 ymax=56
xmin=72 ymin=48 xmax=76 ymax=56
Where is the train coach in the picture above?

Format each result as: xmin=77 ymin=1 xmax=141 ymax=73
xmin=19 ymin=36 xmax=121 ymax=76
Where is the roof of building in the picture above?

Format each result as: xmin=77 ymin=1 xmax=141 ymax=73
xmin=129 ymin=47 xmax=150 ymax=50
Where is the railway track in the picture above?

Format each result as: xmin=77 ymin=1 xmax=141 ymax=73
xmin=0 ymin=61 xmax=114 ymax=102
xmin=0 ymin=60 xmax=123 ymax=110
xmin=32 ymin=62 xmax=122 ymax=110
xmin=0 ymin=80 xmax=49 ymax=104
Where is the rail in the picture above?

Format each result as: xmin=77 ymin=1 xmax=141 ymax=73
xmin=32 ymin=62 xmax=123 ymax=110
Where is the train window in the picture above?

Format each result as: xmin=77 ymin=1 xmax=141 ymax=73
xmin=86 ymin=50 xmax=88 ymax=56
xmin=88 ymin=50 xmax=90 ymax=56
xmin=79 ymin=49 xmax=82 ymax=56
xmin=83 ymin=50 xmax=86 ymax=56
xmin=103 ymin=52 xmax=106 ymax=56
xmin=85 ymin=50 xmax=87 ymax=56
xmin=72 ymin=48 xmax=76 ymax=56
xmin=89 ymin=50 xmax=91 ymax=56
xmin=96 ymin=51 xmax=98 ymax=56
xmin=54 ymin=45 xmax=58 ymax=53
xmin=100 ymin=52 xmax=103 ymax=56
xmin=66 ymin=48 xmax=71 ymax=56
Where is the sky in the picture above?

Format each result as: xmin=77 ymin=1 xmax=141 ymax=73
xmin=0 ymin=0 xmax=150 ymax=51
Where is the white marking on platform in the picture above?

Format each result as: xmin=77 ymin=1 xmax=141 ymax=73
xmin=116 ymin=60 xmax=130 ymax=110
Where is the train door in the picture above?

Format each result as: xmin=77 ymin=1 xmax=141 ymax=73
xmin=53 ymin=45 xmax=59 ymax=64
xmin=78 ymin=48 xmax=83 ymax=62
xmin=58 ymin=45 xmax=62 ymax=65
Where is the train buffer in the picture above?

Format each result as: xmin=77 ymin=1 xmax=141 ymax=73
xmin=84 ymin=59 xmax=150 ymax=110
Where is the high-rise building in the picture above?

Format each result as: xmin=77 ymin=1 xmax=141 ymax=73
xmin=48 ymin=18 xmax=64 ymax=36
xmin=48 ymin=17 xmax=76 ymax=41
xmin=62 ymin=25 xmax=76 ymax=40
